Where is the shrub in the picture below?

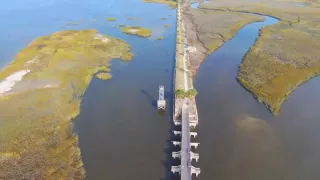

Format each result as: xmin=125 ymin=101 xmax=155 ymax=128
xmin=186 ymin=88 xmax=198 ymax=97
xmin=175 ymin=89 xmax=185 ymax=98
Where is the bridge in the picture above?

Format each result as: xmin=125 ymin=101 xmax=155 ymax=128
xmin=171 ymin=100 xmax=200 ymax=179
xmin=170 ymin=0 xmax=200 ymax=179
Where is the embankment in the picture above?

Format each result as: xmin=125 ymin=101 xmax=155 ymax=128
xmin=174 ymin=0 xmax=198 ymax=122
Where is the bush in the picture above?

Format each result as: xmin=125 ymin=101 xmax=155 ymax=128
xmin=175 ymin=89 xmax=185 ymax=98
xmin=186 ymin=88 xmax=198 ymax=97
xmin=175 ymin=89 xmax=198 ymax=98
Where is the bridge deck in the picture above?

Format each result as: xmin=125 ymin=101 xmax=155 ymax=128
xmin=181 ymin=101 xmax=191 ymax=180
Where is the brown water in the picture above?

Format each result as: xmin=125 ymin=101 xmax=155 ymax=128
xmin=195 ymin=16 xmax=320 ymax=180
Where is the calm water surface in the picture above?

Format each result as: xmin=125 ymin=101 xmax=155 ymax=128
xmin=2 ymin=0 xmax=320 ymax=180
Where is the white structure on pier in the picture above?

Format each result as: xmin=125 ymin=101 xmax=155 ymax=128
xmin=157 ymin=85 xmax=166 ymax=110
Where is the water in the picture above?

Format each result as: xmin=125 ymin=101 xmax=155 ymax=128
xmin=191 ymin=2 xmax=200 ymax=9
xmin=191 ymin=0 xmax=209 ymax=9
xmin=3 ymin=0 xmax=320 ymax=179
xmin=195 ymin=16 xmax=320 ymax=180
xmin=1 ymin=0 xmax=176 ymax=179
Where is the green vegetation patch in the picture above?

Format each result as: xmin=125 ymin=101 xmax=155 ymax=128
xmin=143 ymin=0 xmax=177 ymax=8
xmin=0 ymin=29 xmax=132 ymax=179
xmin=175 ymin=89 xmax=198 ymax=98
xmin=106 ymin=17 xmax=117 ymax=21
xmin=96 ymin=72 xmax=112 ymax=80
xmin=121 ymin=26 xmax=152 ymax=37
xmin=121 ymin=52 xmax=135 ymax=61
xmin=157 ymin=36 xmax=164 ymax=40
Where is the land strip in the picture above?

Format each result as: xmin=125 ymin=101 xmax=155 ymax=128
xmin=174 ymin=0 xmax=198 ymax=122
xmin=143 ymin=0 xmax=177 ymax=8
xmin=181 ymin=0 xmax=264 ymax=77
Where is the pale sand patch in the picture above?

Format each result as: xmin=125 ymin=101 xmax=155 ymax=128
xmin=0 ymin=70 xmax=30 ymax=94
xmin=128 ymin=29 xmax=140 ymax=33
xmin=26 ymin=56 xmax=40 ymax=64
xmin=187 ymin=46 xmax=197 ymax=53
xmin=94 ymin=34 xmax=110 ymax=43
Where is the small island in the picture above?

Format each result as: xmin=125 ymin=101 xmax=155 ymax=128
xmin=106 ymin=17 xmax=117 ymax=21
xmin=121 ymin=26 xmax=152 ymax=37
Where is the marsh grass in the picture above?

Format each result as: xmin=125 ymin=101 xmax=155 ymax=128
xmin=175 ymin=88 xmax=198 ymax=98
xmin=121 ymin=26 xmax=152 ymax=37
xmin=0 ymin=30 xmax=132 ymax=179
xmin=191 ymin=9 xmax=264 ymax=53
xmin=121 ymin=52 xmax=135 ymax=61
xmin=238 ymin=21 xmax=320 ymax=115
xmin=106 ymin=17 xmax=117 ymax=21
xmin=96 ymin=72 xmax=112 ymax=80
xmin=143 ymin=0 xmax=177 ymax=8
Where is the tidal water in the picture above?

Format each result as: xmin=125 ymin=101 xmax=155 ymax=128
xmin=2 ymin=0 xmax=320 ymax=180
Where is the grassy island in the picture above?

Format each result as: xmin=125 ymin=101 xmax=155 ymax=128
xmin=121 ymin=26 xmax=152 ymax=37
xmin=143 ymin=0 xmax=177 ymax=8
xmin=157 ymin=36 xmax=164 ymax=40
xmin=106 ymin=17 xmax=117 ymax=21
xmin=0 ymin=30 xmax=133 ymax=179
